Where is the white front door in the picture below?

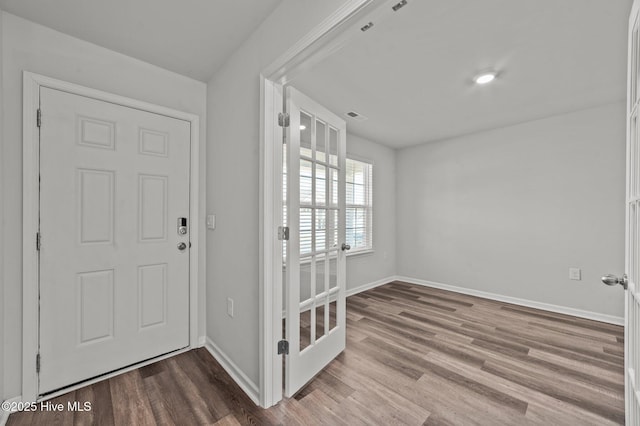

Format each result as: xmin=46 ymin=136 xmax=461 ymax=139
xmin=284 ymin=87 xmax=347 ymax=396
xmin=626 ymin=1 xmax=640 ymax=422
xmin=38 ymin=87 xmax=191 ymax=394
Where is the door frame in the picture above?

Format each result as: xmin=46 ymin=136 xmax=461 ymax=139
xmin=258 ymin=0 xmax=406 ymax=407
xmin=22 ymin=71 xmax=201 ymax=402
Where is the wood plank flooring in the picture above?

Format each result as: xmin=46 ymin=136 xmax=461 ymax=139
xmin=7 ymin=281 xmax=625 ymax=425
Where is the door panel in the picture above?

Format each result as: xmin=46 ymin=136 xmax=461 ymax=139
xmin=628 ymin=2 xmax=640 ymax=423
xmin=39 ymin=87 xmax=190 ymax=394
xmin=285 ymin=87 xmax=347 ymax=397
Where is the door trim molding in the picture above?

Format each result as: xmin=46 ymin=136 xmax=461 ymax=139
xmin=22 ymin=71 xmax=201 ymax=402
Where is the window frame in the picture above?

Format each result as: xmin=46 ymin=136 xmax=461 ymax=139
xmin=345 ymin=155 xmax=373 ymax=256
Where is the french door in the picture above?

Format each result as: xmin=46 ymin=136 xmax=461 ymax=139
xmin=627 ymin=1 xmax=640 ymax=422
xmin=284 ymin=87 xmax=348 ymax=396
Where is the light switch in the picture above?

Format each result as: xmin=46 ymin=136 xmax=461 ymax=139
xmin=569 ymin=268 xmax=581 ymax=281
xmin=227 ymin=297 xmax=234 ymax=317
xmin=207 ymin=214 xmax=216 ymax=230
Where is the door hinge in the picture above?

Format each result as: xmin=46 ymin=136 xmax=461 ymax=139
xmin=278 ymin=226 xmax=289 ymax=241
xmin=392 ymin=0 xmax=408 ymax=12
xmin=277 ymin=340 xmax=289 ymax=355
xmin=278 ymin=112 xmax=290 ymax=128
xmin=36 ymin=232 xmax=41 ymax=251
xmin=37 ymin=109 xmax=42 ymax=128
xmin=36 ymin=353 xmax=41 ymax=373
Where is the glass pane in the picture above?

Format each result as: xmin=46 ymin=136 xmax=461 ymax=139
xmin=300 ymin=160 xmax=312 ymax=205
xmin=316 ymin=120 xmax=326 ymax=163
xmin=300 ymin=310 xmax=310 ymax=351
xmin=315 ymin=209 xmax=326 ymax=252
xmin=316 ymin=254 xmax=327 ymax=296
xmin=329 ymin=301 xmax=337 ymax=331
xmin=300 ymin=208 xmax=312 ymax=256
xmin=329 ymin=252 xmax=337 ymax=289
xmin=316 ymin=164 xmax=326 ymax=206
xmin=329 ymin=127 xmax=338 ymax=166
xmin=316 ymin=305 xmax=326 ymax=340
xmin=300 ymin=263 xmax=311 ymax=303
xmin=301 ymin=112 xmax=312 ymax=158
xmin=282 ymin=142 xmax=287 ymax=258
xmin=328 ymin=209 xmax=338 ymax=249
xmin=346 ymin=158 xmax=365 ymax=185
xmin=353 ymin=182 xmax=365 ymax=205
xmin=346 ymin=208 xmax=355 ymax=232
xmin=283 ymin=141 xmax=287 ymax=203
xmin=331 ymin=168 xmax=338 ymax=207
xmin=352 ymin=161 xmax=365 ymax=185
xmin=346 ymin=182 xmax=354 ymax=205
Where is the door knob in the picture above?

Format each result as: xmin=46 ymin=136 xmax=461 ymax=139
xmin=341 ymin=243 xmax=351 ymax=251
xmin=601 ymin=274 xmax=628 ymax=290
xmin=177 ymin=242 xmax=187 ymax=251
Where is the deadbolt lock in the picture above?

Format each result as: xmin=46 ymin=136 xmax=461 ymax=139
xmin=177 ymin=217 xmax=188 ymax=235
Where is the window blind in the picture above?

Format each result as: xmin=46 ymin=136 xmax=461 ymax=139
xmin=346 ymin=158 xmax=373 ymax=252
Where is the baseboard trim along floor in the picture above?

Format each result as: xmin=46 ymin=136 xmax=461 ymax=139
xmin=395 ymin=276 xmax=624 ymax=326
xmin=204 ymin=337 xmax=260 ymax=405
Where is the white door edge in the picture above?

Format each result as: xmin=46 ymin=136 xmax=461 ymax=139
xmin=21 ymin=71 xmax=201 ymax=402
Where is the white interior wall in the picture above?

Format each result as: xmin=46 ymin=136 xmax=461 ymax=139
xmin=396 ymin=102 xmax=626 ymax=319
xmin=345 ymin=133 xmax=396 ymax=292
xmin=206 ymin=0 xmax=353 ymax=388
xmin=1 ymin=12 xmax=207 ymax=399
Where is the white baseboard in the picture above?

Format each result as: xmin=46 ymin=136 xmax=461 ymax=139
xmin=198 ymin=335 xmax=207 ymax=347
xmin=346 ymin=275 xmax=399 ymax=297
xmin=1 ymin=396 xmax=23 ymax=426
xmin=396 ymin=276 xmax=624 ymax=326
xmin=203 ymin=337 xmax=260 ymax=405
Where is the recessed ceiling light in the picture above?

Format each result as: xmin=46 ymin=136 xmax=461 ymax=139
xmin=474 ymin=72 xmax=497 ymax=85
xmin=300 ymin=125 xmax=306 ymax=130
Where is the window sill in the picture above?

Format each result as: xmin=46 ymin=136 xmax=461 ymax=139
xmin=346 ymin=249 xmax=374 ymax=258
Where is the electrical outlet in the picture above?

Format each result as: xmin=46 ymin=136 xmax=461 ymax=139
xmin=207 ymin=214 xmax=216 ymax=230
xmin=569 ymin=268 xmax=581 ymax=281
xmin=227 ymin=297 xmax=234 ymax=317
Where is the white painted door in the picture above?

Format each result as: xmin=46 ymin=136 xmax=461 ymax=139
xmin=38 ymin=87 xmax=191 ymax=394
xmin=284 ymin=87 xmax=347 ymax=396
xmin=627 ymin=1 xmax=640 ymax=422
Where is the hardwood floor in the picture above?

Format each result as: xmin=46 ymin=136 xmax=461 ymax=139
xmin=7 ymin=281 xmax=625 ymax=425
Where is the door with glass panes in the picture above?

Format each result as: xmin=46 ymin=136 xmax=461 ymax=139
xmin=284 ymin=87 xmax=348 ymax=396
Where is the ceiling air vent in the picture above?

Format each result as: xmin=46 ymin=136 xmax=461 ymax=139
xmin=345 ymin=111 xmax=368 ymax=121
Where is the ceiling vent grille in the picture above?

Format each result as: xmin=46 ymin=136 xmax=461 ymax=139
xmin=345 ymin=111 xmax=368 ymax=121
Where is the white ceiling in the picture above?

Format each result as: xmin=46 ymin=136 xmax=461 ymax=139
xmin=0 ymin=0 xmax=282 ymax=82
xmin=292 ymin=0 xmax=633 ymax=148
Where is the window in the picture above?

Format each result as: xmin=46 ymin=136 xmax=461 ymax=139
xmin=346 ymin=158 xmax=373 ymax=253
xmin=282 ymin=151 xmax=373 ymax=257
